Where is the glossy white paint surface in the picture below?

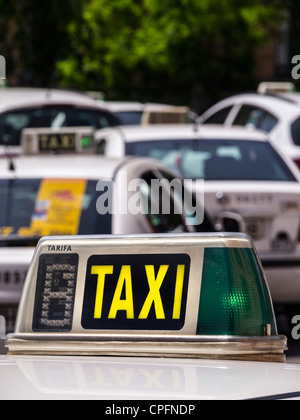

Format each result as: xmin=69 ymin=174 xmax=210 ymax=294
xmin=0 ymin=355 xmax=300 ymax=400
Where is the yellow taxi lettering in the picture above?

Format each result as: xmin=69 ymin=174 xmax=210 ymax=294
xmin=108 ymin=266 xmax=134 ymax=319
xmin=93 ymin=266 xmax=114 ymax=319
xmin=172 ymin=265 xmax=186 ymax=320
xmin=82 ymin=254 xmax=190 ymax=330
xmin=138 ymin=265 xmax=169 ymax=320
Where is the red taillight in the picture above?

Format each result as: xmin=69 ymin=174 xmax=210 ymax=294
xmin=294 ymin=159 xmax=300 ymax=170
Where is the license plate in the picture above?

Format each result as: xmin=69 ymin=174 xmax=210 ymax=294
xmin=39 ymin=133 xmax=76 ymax=152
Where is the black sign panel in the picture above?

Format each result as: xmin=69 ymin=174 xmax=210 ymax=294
xmin=39 ymin=134 xmax=76 ymax=152
xmin=33 ymin=254 xmax=79 ymax=332
xmin=81 ymin=254 xmax=190 ymax=331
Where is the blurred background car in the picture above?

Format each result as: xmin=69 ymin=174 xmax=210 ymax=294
xmin=0 ymin=140 xmax=213 ymax=332
xmin=95 ymin=124 xmax=300 ymax=306
xmin=198 ymin=93 xmax=300 ymax=169
xmin=0 ymin=88 xmax=121 ymax=153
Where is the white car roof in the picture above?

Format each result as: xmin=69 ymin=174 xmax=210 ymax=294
xmin=0 ymin=155 xmax=147 ymax=180
xmin=97 ymin=124 xmax=270 ymax=143
xmin=0 ymin=88 xmax=110 ymax=112
xmin=0 ymin=355 xmax=300 ymax=400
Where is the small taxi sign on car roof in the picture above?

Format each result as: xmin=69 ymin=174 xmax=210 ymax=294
xmin=21 ymin=127 xmax=96 ymax=155
xmin=6 ymin=234 xmax=287 ymax=362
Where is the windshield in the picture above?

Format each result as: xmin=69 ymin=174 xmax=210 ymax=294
xmin=0 ymin=179 xmax=112 ymax=240
xmin=0 ymin=106 xmax=120 ymax=146
xmin=126 ymin=139 xmax=297 ymax=182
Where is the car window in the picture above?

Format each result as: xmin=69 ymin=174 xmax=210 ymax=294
xmin=291 ymin=117 xmax=300 ymax=146
xmin=202 ymin=106 xmax=233 ymax=124
xmin=0 ymin=179 xmax=112 ymax=240
xmin=126 ymin=139 xmax=297 ymax=182
xmin=0 ymin=107 xmax=120 ymax=146
xmin=233 ymin=105 xmax=278 ymax=133
xmin=140 ymin=171 xmax=188 ymax=234
xmin=259 ymin=112 xmax=279 ymax=132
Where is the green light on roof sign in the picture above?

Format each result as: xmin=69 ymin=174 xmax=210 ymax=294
xmin=81 ymin=136 xmax=91 ymax=148
xmin=197 ymin=247 xmax=276 ymax=337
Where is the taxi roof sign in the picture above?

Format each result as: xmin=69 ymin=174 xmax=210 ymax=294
xmin=258 ymin=82 xmax=296 ymax=95
xmin=142 ymin=106 xmax=190 ymax=125
xmin=21 ymin=127 xmax=96 ymax=155
xmin=6 ymin=234 xmax=287 ymax=362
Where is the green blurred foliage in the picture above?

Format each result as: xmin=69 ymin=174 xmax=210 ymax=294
xmin=56 ymin=0 xmax=285 ymax=106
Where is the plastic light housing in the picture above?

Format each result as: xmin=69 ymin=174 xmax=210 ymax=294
xmin=6 ymin=234 xmax=286 ymax=362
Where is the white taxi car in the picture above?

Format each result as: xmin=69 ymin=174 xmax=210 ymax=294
xmin=95 ymin=124 xmax=300 ymax=304
xmin=1 ymin=233 xmax=299 ymax=400
xmin=0 ymin=87 xmax=121 ymax=153
xmin=0 ymin=130 xmax=209 ymax=333
xmin=198 ymin=93 xmax=300 ymax=168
